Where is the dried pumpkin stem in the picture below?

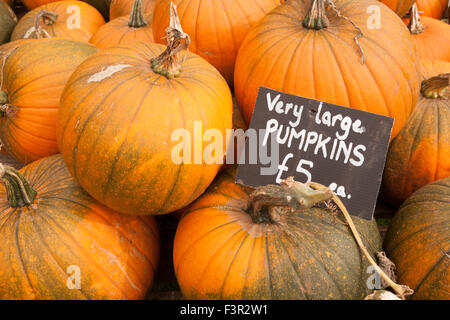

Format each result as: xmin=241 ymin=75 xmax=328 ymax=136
xmin=308 ymin=181 xmax=414 ymax=299
xmin=408 ymin=3 xmax=424 ymax=34
xmin=0 ymin=163 xmax=37 ymax=208
xmin=28 ymin=10 xmax=58 ymax=39
xmin=128 ymin=0 xmax=147 ymax=28
xmin=421 ymin=73 xmax=449 ymax=99
xmin=151 ymin=2 xmax=190 ymax=79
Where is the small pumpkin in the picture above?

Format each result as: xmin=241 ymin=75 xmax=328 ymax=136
xmin=384 ymin=177 xmax=450 ymax=300
xmin=11 ymin=1 xmax=105 ymax=43
xmin=90 ymin=0 xmax=154 ymax=49
xmin=382 ymin=61 xmax=450 ymax=206
xmin=57 ymin=6 xmax=232 ymax=216
xmin=0 ymin=154 xmax=159 ymax=300
xmin=0 ymin=0 xmax=16 ymax=45
xmin=405 ymin=3 xmax=450 ymax=62
xmin=234 ymin=0 xmax=420 ymax=139
xmin=174 ymin=168 xmax=382 ymax=299
xmin=153 ymin=0 xmax=281 ymax=85
xmin=0 ymin=38 xmax=98 ymax=164
xmin=378 ymin=0 xmax=415 ymax=16
xmin=416 ymin=0 xmax=449 ymax=19
xmin=110 ymin=0 xmax=156 ymax=20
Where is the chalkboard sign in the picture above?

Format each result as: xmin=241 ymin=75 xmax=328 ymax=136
xmin=236 ymin=87 xmax=394 ymax=220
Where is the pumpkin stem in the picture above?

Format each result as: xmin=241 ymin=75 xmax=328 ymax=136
xmin=150 ymin=2 xmax=190 ymax=79
xmin=0 ymin=163 xmax=37 ymax=208
xmin=408 ymin=3 xmax=424 ymax=34
xmin=308 ymin=181 xmax=414 ymax=300
xmin=246 ymin=177 xmax=333 ymax=224
xmin=0 ymin=91 xmax=7 ymax=105
xmin=421 ymin=73 xmax=449 ymax=99
xmin=128 ymin=0 xmax=147 ymax=28
xmin=28 ymin=10 xmax=58 ymax=39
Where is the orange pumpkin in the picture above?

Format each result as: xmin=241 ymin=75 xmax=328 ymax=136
xmin=90 ymin=0 xmax=154 ymax=49
xmin=382 ymin=60 xmax=450 ymax=206
xmin=0 ymin=154 xmax=159 ymax=300
xmin=234 ymin=0 xmax=420 ymax=139
xmin=0 ymin=38 xmax=98 ymax=164
xmin=378 ymin=0 xmax=415 ymax=16
xmin=110 ymin=0 xmax=156 ymax=20
xmin=416 ymin=0 xmax=448 ymax=19
xmin=57 ymin=8 xmax=232 ymax=216
xmin=11 ymin=1 xmax=105 ymax=43
xmin=22 ymin=0 xmax=112 ymax=20
xmin=153 ymin=0 xmax=281 ymax=85
xmin=405 ymin=3 xmax=450 ymax=62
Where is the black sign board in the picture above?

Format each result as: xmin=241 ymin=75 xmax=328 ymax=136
xmin=236 ymin=87 xmax=394 ymax=220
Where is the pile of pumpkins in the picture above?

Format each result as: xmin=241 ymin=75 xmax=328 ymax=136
xmin=0 ymin=0 xmax=448 ymax=300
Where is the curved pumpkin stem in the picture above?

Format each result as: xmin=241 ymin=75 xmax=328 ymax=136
xmin=421 ymin=73 xmax=449 ymax=99
xmin=0 ymin=163 xmax=37 ymax=208
xmin=26 ymin=10 xmax=58 ymax=39
xmin=308 ymin=181 xmax=414 ymax=300
xmin=128 ymin=0 xmax=147 ymax=28
xmin=408 ymin=3 xmax=424 ymax=34
xmin=150 ymin=2 xmax=190 ymax=79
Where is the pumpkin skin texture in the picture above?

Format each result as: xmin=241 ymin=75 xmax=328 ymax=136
xmin=174 ymin=168 xmax=382 ymax=300
xmin=234 ymin=0 xmax=420 ymax=139
xmin=110 ymin=0 xmax=156 ymax=20
xmin=0 ymin=1 xmax=16 ymax=45
xmin=11 ymin=1 xmax=105 ymax=43
xmin=57 ymin=42 xmax=233 ymax=216
xmin=0 ymin=39 xmax=98 ymax=164
xmin=22 ymin=0 xmax=111 ymax=19
xmin=153 ymin=0 xmax=281 ymax=85
xmin=0 ymin=154 xmax=159 ymax=300
xmin=382 ymin=60 xmax=450 ymax=206
xmin=384 ymin=177 xmax=450 ymax=300
xmin=378 ymin=0 xmax=415 ymax=16
xmin=416 ymin=0 xmax=449 ymax=19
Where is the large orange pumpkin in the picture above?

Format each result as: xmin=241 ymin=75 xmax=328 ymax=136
xmin=405 ymin=3 xmax=450 ymax=62
xmin=174 ymin=168 xmax=382 ymax=299
xmin=153 ymin=0 xmax=281 ymax=85
xmin=382 ymin=60 xmax=450 ymax=206
xmin=22 ymin=0 xmax=111 ymax=19
xmin=0 ymin=154 xmax=159 ymax=300
xmin=110 ymin=0 xmax=156 ymax=20
xmin=11 ymin=1 xmax=105 ymax=43
xmin=90 ymin=0 xmax=154 ymax=49
xmin=0 ymin=38 xmax=98 ymax=164
xmin=57 ymin=8 xmax=232 ymax=216
xmin=416 ymin=0 xmax=449 ymax=19
xmin=384 ymin=177 xmax=450 ymax=300
xmin=378 ymin=0 xmax=415 ymax=16
xmin=234 ymin=0 xmax=420 ymax=139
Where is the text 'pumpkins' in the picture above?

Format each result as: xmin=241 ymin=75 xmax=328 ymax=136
xmin=234 ymin=0 xmax=420 ymax=139
xmin=0 ymin=154 xmax=159 ymax=300
xmin=57 ymin=6 xmax=233 ymax=216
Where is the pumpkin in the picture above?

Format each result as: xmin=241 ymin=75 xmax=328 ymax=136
xmin=0 ymin=38 xmax=98 ymax=164
xmin=384 ymin=177 xmax=450 ymax=300
xmin=90 ymin=0 xmax=154 ymax=49
xmin=11 ymin=1 xmax=105 ymax=43
xmin=57 ymin=7 xmax=233 ymax=216
xmin=382 ymin=61 xmax=450 ymax=206
xmin=153 ymin=0 xmax=281 ymax=85
xmin=416 ymin=0 xmax=449 ymax=19
xmin=378 ymin=0 xmax=415 ymax=16
xmin=234 ymin=0 xmax=420 ymax=139
xmin=21 ymin=0 xmax=111 ymax=19
xmin=404 ymin=3 xmax=450 ymax=62
xmin=0 ymin=0 xmax=16 ymax=45
xmin=0 ymin=154 xmax=159 ymax=299
xmin=174 ymin=168 xmax=382 ymax=299
xmin=110 ymin=0 xmax=156 ymax=20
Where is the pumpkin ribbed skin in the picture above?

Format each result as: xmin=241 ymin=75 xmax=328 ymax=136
xmin=384 ymin=177 xmax=450 ymax=300
xmin=110 ymin=0 xmax=156 ymax=19
xmin=174 ymin=168 xmax=382 ymax=300
xmin=0 ymin=39 xmax=98 ymax=164
xmin=0 ymin=1 xmax=16 ymax=45
xmin=234 ymin=0 xmax=420 ymax=139
xmin=22 ymin=0 xmax=111 ymax=19
xmin=382 ymin=60 xmax=450 ymax=206
xmin=57 ymin=42 xmax=232 ymax=216
xmin=379 ymin=0 xmax=415 ymax=16
xmin=11 ymin=1 xmax=105 ymax=43
xmin=417 ymin=0 xmax=448 ymax=19
xmin=0 ymin=154 xmax=159 ymax=300
xmin=153 ymin=0 xmax=281 ymax=85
